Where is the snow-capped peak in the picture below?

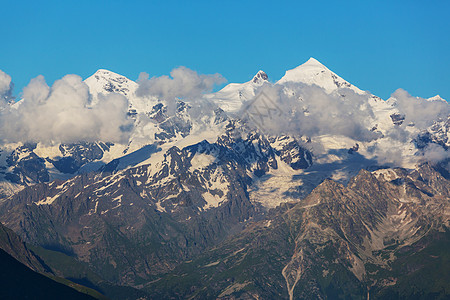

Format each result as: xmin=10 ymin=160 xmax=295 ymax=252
xmin=84 ymin=69 xmax=138 ymax=99
xmin=87 ymin=69 xmax=136 ymax=86
xmin=205 ymin=69 xmax=271 ymax=112
xmin=277 ymin=57 xmax=364 ymax=95
xmin=303 ymin=57 xmax=326 ymax=67
xmin=252 ymin=70 xmax=269 ymax=85
xmin=84 ymin=69 xmax=139 ymax=109
xmin=91 ymin=68 xmax=122 ymax=77
xmin=427 ymin=95 xmax=447 ymax=102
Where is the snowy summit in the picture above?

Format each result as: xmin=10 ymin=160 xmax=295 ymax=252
xmin=277 ymin=57 xmax=364 ymax=94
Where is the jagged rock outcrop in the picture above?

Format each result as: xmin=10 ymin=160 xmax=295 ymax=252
xmin=5 ymin=144 xmax=49 ymax=185
xmin=143 ymin=164 xmax=449 ymax=299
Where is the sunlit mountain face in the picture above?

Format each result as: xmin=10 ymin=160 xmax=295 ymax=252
xmin=0 ymin=59 xmax=448 ymax=299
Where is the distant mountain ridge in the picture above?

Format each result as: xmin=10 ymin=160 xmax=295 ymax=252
xmin=143 ymin=164 xmax=450 ymax=299
xmin=0 ymin=58 xmax=448 ymax=298
xmin=1 ymin=58 xmax=447 ymax=199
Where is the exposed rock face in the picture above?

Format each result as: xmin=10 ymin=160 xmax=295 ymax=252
xmin=149 ymin=101 xmax=192 ymax=143
xmin=348 ymin=143 xmax=359 ymax=154
xmin=50 ymin=142 xmax=113 ymax=174
xmin=142 ymin=164 xmax=449 ymax=299
xmin=0 ymin=222 xmax=48 ymax=273
xmin=414 ymin=116 xmax=450 ymax=150
xmin=5 ymin=144 xmax=49 ymax=185
xmin=216 ymin=120 xmax=312 ymax=176
xmin=331 ymin=73 xmax=352 ymax=89
xmin=1 ymin=141 xmax=114 ymax=188
xmin=0 ymin=139 xmax=448 ymax=298
xmin=0 ymin=146 xmax=251 ymax=285
xmin=0 ymin=122 xmax=313 ymax=286
xmin=270 ymin=135 xmax=313 ymax=170
xmin=252 ymin=71 xmax=268 ymax=84
xmin=0 ymin=220 xmax=155 ymax=299
xmin=214 ymin=107 xmax=229 ymax=125
xmin=390 ymin=113 xmax=405 ymax=126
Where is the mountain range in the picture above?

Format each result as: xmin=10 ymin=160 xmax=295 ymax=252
xmin=0 ymin=58 xmax=448 ymax=299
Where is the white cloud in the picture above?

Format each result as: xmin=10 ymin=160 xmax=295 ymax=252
xmin=238 ymin=82 xmax=450 ymax=167
xmin=390 ymin=88 xmax=450 ymax=129
xmin=0 ymin=74 xmax=132 ymax=144
xmin=136 ymin=66 xmax=226 ymax=101
xmin=0 ymin=69 xmax=13 ymax=105
xmin=421 ymin=143 xmax=449 ymax=164
xmin=0 ymin=66 xmax=448 ymax=169
xmin=240 ymin=83 xmax=379 ymax=142
xmin=22 ymin=75 xmax=49 ymax=103
xmin=0 ymin=70 xmax=11 ymax=94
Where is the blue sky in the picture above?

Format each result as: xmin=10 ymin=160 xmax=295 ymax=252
xmin=2 ymin=0 xmax=450 ymax=100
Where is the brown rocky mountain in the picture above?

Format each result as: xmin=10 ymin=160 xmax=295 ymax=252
xmin=142 ymin=164 xmax=449 ymax=299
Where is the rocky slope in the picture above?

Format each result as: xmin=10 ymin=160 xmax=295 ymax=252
xmin=0 ymin=248 xmax=97 ymax=300
xmin=0 ymin=122 xmax=313 ymax=286
xmin=143 ymin=164 xmax=449 ymax=299
xmin=0 ymin=221 xmax=49 ymax=273
xmin=0 ymin=220 xmax=151 ymax=299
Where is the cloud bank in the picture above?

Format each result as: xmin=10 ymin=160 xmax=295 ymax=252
xmin=241 ymin=83 xmax=379 ymax=142
xmin=0 ymin=72 xmax=132 ymax=144
xmin=0 ymin=66 xmax=448 ymax=168
xmin=421 ymin=143 xmax=449 ymax=164
xmin=136 ymin=66 xmax=226 ymax=101
xmin=239 ymin=83 xmax=449 ymax=167
xmin=0 ymin=70 xmax=13 ymax=105
xmin=391 ymin=88 xmax=449 ymax=128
